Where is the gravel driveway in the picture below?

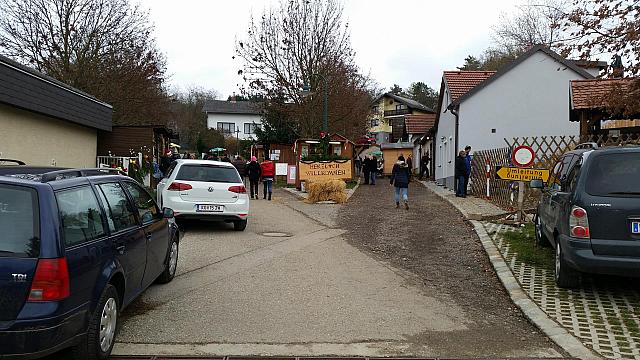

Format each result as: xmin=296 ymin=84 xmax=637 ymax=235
xmin=337 ymin=182 xmax=565 ymax=357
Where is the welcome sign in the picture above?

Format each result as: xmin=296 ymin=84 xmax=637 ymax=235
xmin=299 ymin=160 xmax=352 ymax=181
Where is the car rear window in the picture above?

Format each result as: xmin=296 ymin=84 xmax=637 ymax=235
xmin=585 ymin=153 xmax=640 ymax=197
xmin=0 ymin=185 xmax=39 ymax=258
xmin=176 ymin=164 xmax=241 ymax=183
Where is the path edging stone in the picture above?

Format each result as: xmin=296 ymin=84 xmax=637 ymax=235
xmin=422 ymin=182 xmax=601 ymax=360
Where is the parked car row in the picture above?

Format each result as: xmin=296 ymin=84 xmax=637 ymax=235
xmin=0 ymin=158 xmax=250 ymax=359
xmin=531 ymin=144 xmax=640 ymax=288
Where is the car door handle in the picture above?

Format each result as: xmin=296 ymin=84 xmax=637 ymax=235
xmin=114 ymin=244 xmax=125 ymax=255
xmin=146 ymin=233 xmax=152 ymax=241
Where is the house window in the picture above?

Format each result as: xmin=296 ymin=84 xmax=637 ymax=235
xmin=244 ymin=123 xmax=258 ymax=134
xmin=370 ymin=118 xmax=379 ymax=127
xmin=491 ymin=128 xmax=496 ymax=133
xmin=217 ymin=122 xmax=235 ymax=134
xmin=332 ymin=145 xmax=342 ymax=156
xmin=396 ymin=104 xmax=405 ymax=110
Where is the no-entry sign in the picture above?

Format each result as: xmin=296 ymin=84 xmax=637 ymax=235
xmin=512 ymin=146 xmax=535 ymax=168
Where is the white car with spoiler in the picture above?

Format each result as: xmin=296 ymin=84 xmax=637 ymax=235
xmin=157 ymin=159 xmax=249 ymax=231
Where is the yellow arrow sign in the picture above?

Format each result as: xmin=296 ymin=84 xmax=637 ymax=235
xmin=495 ymin=166 xmax=550 ymax=182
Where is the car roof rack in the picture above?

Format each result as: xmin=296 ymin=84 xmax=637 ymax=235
xmin=0 ymin=158 xmax=26 ymax=165
xmin=574 ymin=142 xmax=599 ymax=150
xmin=40 ymin=168 xmax=125 ymax=183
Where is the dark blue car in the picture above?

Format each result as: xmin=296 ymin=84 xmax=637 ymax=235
xmin=0 ymin=167 xmax=179 ymax=359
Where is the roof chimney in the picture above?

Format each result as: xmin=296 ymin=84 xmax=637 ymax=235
xmin=611 ymin=55 xmax=624 ymax=78
xmin=230 ymin=92 xmax=237 ymax=103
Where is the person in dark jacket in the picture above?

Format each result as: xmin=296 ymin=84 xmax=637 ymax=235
xmin=464 ymin=145 xmax=472 ymax=195
xmin=390 ymin=155 xmax=411 ymax=209
xmin=455 ymin=150 xmax=468 ymax=197
xmin=232 ymin=156 xmax=247 ymax=183
xmin=354 ymin=156 xmax=362 ymax=178
xmin=246 ymin=156 xmax=262 ymax=199
xmin=362 ymin=155 xmax=371 ymax=185
xmin=370 ymin=155 xmax=378 ymax=185
xmin=419 ymin=153 xmax=430 ymax=180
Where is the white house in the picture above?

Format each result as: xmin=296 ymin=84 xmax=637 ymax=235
xmin=203 ymin=100 xmax=262 ymax=140
xmin=434 ymin=45 xmax=600 ymax=189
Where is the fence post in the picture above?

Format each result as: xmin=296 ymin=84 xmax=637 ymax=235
xmin=485 ymin=160 xmax=491 ymax=199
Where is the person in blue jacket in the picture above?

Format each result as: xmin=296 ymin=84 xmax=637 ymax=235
xmin=464 ymin=145 xmax=472 ymax=196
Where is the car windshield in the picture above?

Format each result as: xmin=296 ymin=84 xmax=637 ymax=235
xmin=0 ymin=185 xmax=40 ymax=257
xmin=585 ymin=153 xmax=640 ymax=196
xmin=176 ymin=164 xmax=241 ymax=183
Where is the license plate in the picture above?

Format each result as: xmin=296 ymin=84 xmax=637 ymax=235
xmin=197 ymin=204 xmax=223 ymax=212
xmin=632 ymin=221 xmax=640 ymax=234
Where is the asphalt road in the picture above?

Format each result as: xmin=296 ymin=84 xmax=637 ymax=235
xmin=111 ymin=188 xmax=563 ymax=358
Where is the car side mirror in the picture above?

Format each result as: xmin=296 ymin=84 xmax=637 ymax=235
xmin=529 ymin=179 xmax=544 ymax=189
xmin=163 ymin=207 xmax=175 ymax=219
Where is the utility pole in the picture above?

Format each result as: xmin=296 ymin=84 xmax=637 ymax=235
xmin=235 ymin=127 xmax=241 ymax=156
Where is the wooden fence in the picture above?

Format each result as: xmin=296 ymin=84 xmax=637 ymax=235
xmin=471 ymin=133 xmax=640 ymax=211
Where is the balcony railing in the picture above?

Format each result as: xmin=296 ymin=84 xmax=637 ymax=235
xmin=384 ymin=108 xmax=411 ymax=117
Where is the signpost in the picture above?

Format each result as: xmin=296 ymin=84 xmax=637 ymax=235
xmin=496 ymin=145 xmax=546 ymax=224
xmin=495 ymin=166 xmax=550 ymax=182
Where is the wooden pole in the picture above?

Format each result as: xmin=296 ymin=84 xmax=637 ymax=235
xmin=517 ymin=180 xmax=525 ymax=222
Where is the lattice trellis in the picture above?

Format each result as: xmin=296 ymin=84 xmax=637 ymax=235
xmin=471 ymin=133 xmax=640 ymax=211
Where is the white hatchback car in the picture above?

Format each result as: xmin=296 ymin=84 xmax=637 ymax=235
xmin=157 ymin=159 xmax=249 ymax=231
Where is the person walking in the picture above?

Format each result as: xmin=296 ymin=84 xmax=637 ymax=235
xmin=455 ymin=151 xmax=468 ymax=197
xmin=246 ymin=156 xmax=261 ymax=199
xmin=390 ymin=155 xmax=411 ymax=209
xmin=354 ymin=156 xmax=362 ymax=178
xmin=407 ymin=155 xmax=413 ymax=175
xmin=221 ymin=153 xmax=231 ymax=162
xmin=362 ymin=155 xmax=371 ymax=185
xmin=232 ymin=155 xmax=247 ymax=184
xmin=419 ymin=152 xmax=430 ymax=180
xmin=260 ymin=157 xmax=275 ymax=200
xmin=370 ymin=156 xmax=378 ymax=185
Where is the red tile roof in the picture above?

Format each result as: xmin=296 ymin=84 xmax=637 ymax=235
xmin=443 ymin=71 xmax=496 ymax=103
xmin=570 ymin=78 xmax=635 ymax=109
xmin=405 ymin=114 xmax=436 ymax=134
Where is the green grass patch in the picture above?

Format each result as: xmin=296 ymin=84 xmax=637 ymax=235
xmin=500 ymin=224 xmax=555 ymax=268
xmin=345 ymin=180 xmax=358 ymax=189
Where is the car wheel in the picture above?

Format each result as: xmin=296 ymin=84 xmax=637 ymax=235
xmin=555 ymin=240 xmax=580 ymax=288
xmin=234 ymin=219 xmax=247 ymax=231
xmin=72 ymin=284 xmax=119 ymax=360
xmin=157 ymin=236 xmax=179 ymax=284
xmin=535 ymin=214 xmax=550 ymax=247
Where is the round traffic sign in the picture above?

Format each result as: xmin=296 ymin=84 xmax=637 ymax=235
xmin=512 ymin=145 xmax=535 ymax=168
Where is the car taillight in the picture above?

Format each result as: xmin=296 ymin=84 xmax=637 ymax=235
xmin=569 ymin=205 xmax=590 ymax=239
xmin=167 ymin=182 xmax=192 ymax=191
xmin=28 ymin=258 xmax=70 ymax=301
xmin=228 ymin=185 xmax=247 ymax=194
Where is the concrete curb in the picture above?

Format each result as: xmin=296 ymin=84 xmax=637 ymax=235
xmin=423 ymin=183 xmax=601 ymax=360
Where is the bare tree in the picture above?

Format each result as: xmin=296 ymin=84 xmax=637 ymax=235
xmin=235 ymin=0 xmax=372 ymax=140
xmin=0 ymin=0 xmax=169 ymax=125
xmin=561 ymin=0 xmax=640 ymax=116
xmin=493 ymin=0 xmax=567 ymax=50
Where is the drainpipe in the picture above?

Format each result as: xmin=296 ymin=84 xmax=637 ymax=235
xmin=450 ymin=105 xmax=460 ymax=155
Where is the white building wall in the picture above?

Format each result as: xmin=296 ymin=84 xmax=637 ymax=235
xmin=206 ymin=113 xmax=262 ymax=140
xmin=458 ymin=51 xmax=584 ymax=153
xmin=435 ymin=88 xmax=457 ymax=188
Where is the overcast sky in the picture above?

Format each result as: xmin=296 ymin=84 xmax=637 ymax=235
xmin=137 ymin=0 xmax=522 ymax=98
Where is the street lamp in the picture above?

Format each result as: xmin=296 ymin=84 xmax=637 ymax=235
xmin=301 ymin=73 xmax=329 ymax=134
xmin=235 ymin=127 xmax=241 ymax=156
